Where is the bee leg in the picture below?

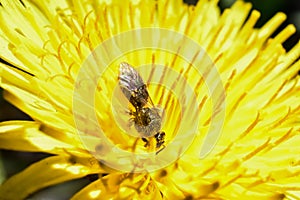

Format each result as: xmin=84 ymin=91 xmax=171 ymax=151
xmin=125 ymin=109 xmax=131 ymax=114
xmin=128 ymin=117 xmax=135 ymax=128
xmin=127 ymin=109 xmax=136 ymax=116
xmin=124 ymin=109 xmax=132 ymax=115
xmin=156 ymin=145 xmax=165 ymax=155
xmin=142 ymin=138 xmax=149 ymax=147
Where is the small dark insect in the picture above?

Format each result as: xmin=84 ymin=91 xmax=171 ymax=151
xmin=119 ymin=62 xmax=165 ymax=153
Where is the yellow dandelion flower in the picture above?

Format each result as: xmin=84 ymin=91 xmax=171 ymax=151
xmin=0 ymin=0 xmax=300 ymax=199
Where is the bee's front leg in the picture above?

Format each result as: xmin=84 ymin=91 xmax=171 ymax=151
xmin=142 ymin=138 xmax=149 ymax=147
xmin=156 ymin=145 xmax=165 ymax=155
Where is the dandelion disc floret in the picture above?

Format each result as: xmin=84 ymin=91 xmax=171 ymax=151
xmin=0 ymin=0 xmax=300 ymax=199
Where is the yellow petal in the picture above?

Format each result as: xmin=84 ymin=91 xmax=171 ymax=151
xmin=72 ymin=173 xmax=163 ymax=200
xmin=0 ymin=155 xmax=103 ymax=200
xmin=71 ymin=179 xmax=113 ymax=200
xmin=0 ymin=120 xmax=76 ymax=154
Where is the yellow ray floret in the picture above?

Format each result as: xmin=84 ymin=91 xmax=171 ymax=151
xmin=0 ymin=0 xmax=300 ymax=199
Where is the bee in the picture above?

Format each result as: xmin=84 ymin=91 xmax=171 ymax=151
xmin=118 ymin=62 xmax=165 ymax=153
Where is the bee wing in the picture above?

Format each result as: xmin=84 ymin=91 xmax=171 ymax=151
xmin=119 ymin=62 xmax=145 ymax=100
xmin=119 ymin=62 xmax=155 ymax=107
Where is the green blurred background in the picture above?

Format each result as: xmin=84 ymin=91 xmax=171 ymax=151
xmin=0 ymin=0 xmax=300 ymax=199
